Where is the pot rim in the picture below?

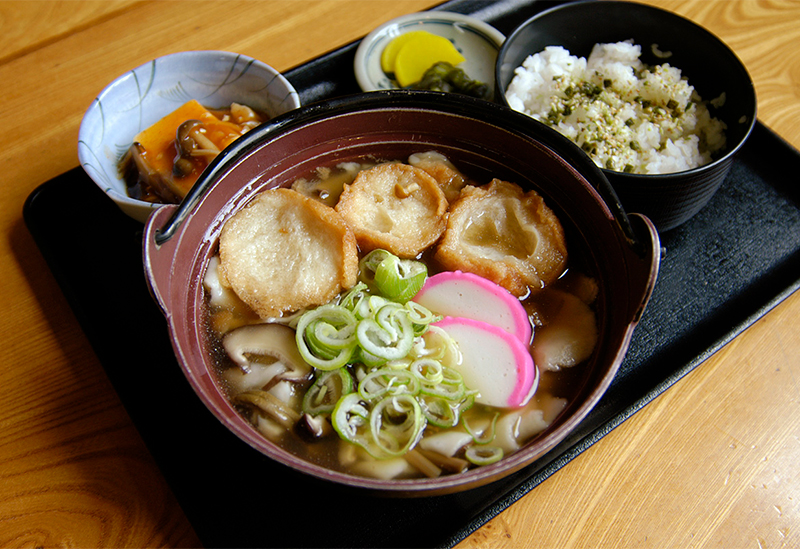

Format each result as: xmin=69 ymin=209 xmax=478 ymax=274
xmin=154 ymin=90 xmax=640 ymax=251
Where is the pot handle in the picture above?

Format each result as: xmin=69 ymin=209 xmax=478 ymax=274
xmin=624 ymin=213 xmax=661 ymax=325
xmin=152 ymin=135 xmax=247 ymax=246
xmin=143 ymin=204 xmax=181 ymax=314
xmin=151 ymin=105 xmax=303 ymax=245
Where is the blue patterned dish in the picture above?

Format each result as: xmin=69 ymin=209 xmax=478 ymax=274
xmin=354 ymin=12 xmax=504 ymax=94
xmin=78 ymin=50 xmax=301 ymax=222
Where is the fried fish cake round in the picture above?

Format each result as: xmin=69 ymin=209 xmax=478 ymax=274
xmin=435 ymin=179 xmax=567 ymax=297
xmin=219 ymin=188 xmax=358 ymax=319
xmin=335 ymin=163 xmax=448 ymax=258
xmin=408 ymin=150 xmax=469 ymax=203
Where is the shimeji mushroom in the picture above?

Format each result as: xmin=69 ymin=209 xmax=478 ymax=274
xmin=173 ymin=119 xmax=220 ymax=177
xmin=223 ymin=323 xmax=323 ymax=437
xmin=222 ymin=323 xmax=314 ymax=382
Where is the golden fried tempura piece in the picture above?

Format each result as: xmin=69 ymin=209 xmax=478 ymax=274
xmin=436 ymin=179 xmax=567 ymax=297
xmin=335 ymin=163 xmax=448 ymax=258
xmin=219 ymin=188 xmax=358 ymax=319
xmin=408 ymin=151 xmax=469 ymax=203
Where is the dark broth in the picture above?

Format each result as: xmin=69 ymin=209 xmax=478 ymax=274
xmin=203 ymin=155 xmax=599 ymax=478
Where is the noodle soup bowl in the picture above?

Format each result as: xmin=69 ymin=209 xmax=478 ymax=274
xmin=143 ymin=91 xmax=660 ymax=495
xmin=495 ymin=1 xmax=757 ymax=232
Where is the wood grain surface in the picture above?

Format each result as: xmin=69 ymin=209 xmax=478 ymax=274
xmin=0 ymin=1 xmax=798 ymax=547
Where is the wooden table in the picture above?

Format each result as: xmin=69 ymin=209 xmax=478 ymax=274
xmin=2 ymin=1 xmax=798 ymax=547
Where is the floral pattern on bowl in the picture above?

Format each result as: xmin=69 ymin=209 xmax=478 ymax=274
xmin=78 ymin=50 xmax=301 ymax=222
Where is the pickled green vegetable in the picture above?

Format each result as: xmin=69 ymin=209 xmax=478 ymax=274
xmin=406 ymin=62 xmax=492 ymax=100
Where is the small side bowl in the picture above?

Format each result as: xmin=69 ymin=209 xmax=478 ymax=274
xmin=355 ymin=11 xmax=504 ymax=94
xmin=78 ymin=50 xmax=301 ymax=223
xmin=495 ymin=1 xmax=757 ymax=232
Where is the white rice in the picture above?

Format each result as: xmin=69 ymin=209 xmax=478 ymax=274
xmin=505 ymin=41 xmax=727 ymax=174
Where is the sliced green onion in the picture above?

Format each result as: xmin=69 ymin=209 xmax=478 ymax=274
xmin=419 ymin=395 xmax=459 ymax=428
xmin=410 ymin=358 xmax=444 ymax=385
xmin=359 ymin=249 xmax=427 ymax=302
xmin=411 ymin=325 xmax=460 ymax=364
xmin=358 ymin=250 xmax=391 ymax=287
xmin=375 ymin=256 xmax=427 ymax=302
xmin=302 ymin=322 xmax=339 ymax=360
xmin=385 ymin=358 xmax=413 ymax=370
xmin=331 ymin=393 xmax=371 ymax=445
xmin=302 ymin=368 xmax=354 ymax=416
xmin=440 ymin=366 xmax=463 ymax=385
xmin=309 ymin=318 xmax=356 ymax=350
xmin=292 ymin=250 xmax=489 ymax=461
xmin=368 ymin=295 xmax=390 ymax=311
xmin=458 ymin=392 xmax=476 ymax=415
xmin=419 ymin=366 xmax=465 ymax=400
xmin=337 ymin=282 xmax=370 ymax=311
xmin=356 ymin=307 xmax=414 ymax=361
xmin=357 ymin=346 xmax=387 ymax=368
xmin=404 ymin=301 xmax=441 ymax=334
xmin=358 ymin=368 xmax=420 ymax=400
xmin=464 ymin=412 xmax=500 ymax=445
xmin=369 ymin=395 xmax=425 ymax=457
xmin=295 ymin=304 xmax=357 ymax=370
xmin=465 ymin=445 xmax=504 ymax=466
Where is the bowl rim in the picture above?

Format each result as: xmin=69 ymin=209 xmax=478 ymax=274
xmin=354 ymin=11 xmax=505 ymax=93
xmin=493 ymin=0 xmax=758 ymax=179
xmin=77 ymin=49 xmax=301 ymax=222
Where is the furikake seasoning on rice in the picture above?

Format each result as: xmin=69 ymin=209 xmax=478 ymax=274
xmin=505 ymin=40 xmax=727 ymax=174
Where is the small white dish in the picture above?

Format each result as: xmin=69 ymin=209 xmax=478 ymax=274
xmin=78 ymin=50 xmax=301 ymax=222
xmin=354 ymin=11 xmax=504 ymax=93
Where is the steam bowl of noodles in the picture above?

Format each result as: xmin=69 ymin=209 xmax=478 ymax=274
xmin=78 ymin=50 xmax=301 ymax=222
xmin=143 ymin=90 xmax=660 ymax=495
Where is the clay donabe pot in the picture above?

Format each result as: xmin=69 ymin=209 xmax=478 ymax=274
xmin=143 ymin=91 xmax=660 ymax=495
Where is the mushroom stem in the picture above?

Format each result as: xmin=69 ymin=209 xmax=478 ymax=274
xmin=234 ymin=390 xmax=301 ymax=429
xmin=404 ymin=449 xmax=442 ymax=478
xmin=188 ymin=127 xmax=219 ymax=153
xmin=416 ymin=448 xmax=470 ymax=474
xmin=300 ymin=413 xmax=334 ymax=438
xmin=176 ymin=119 xmax=218 ymax=155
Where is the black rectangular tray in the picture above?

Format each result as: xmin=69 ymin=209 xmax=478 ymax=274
xmin=23 ymin=0 xmax=800 ymax=547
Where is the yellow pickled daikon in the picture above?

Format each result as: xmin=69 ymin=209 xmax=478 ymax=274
xmin=381 ymin=31 xmax=429 ymax=73
xmin=382 ymin=31 xmax=465 ymax=87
